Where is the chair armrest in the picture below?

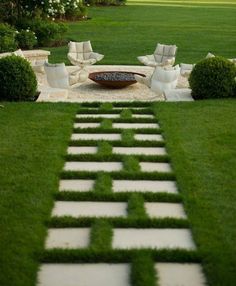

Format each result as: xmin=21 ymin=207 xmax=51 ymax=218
xmin=90 ymin=52 xmax=104 ymax=62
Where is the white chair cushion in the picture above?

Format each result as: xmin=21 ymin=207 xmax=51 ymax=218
xmin=44 ymin=62 xmax=69 ymax=89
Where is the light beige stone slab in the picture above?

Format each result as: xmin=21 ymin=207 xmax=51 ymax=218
xmin=76 ymin=114 xmax=119 ymax=118
xmin=113 ymin=180 xmax=177 ymax=193
xmin=45 ymin=228 xmax=90 ymax=249
xmin=113 ymin=147 xmax=166 ymax=155
xmin=145 ymin=203 xmax=187 ymax=219
xmin=74 ymin=123 xmax=100 ymax=128
xmin=134 ymin=134 xmax=164 ymax=141
xmin=64 ymin=162 xmax=122 ymax=172
xmin=112 ymin=229 xmax=196 ymax=250
xmin=155 ymin=263 xmax=206 ymax=286
xmin=37 ymin=263 xmax=130 ymax=286
xmin=132 ymin=114 xmax=154 ymax=118
xmin=52 ymin=201 xmax=127 ymax=217
xmin=71 ymin=133 xmax=121 ymax=141
xmin=67 ymin=146 xmax=97 ymax=155
xmin=113 ymin=107 xmax=147 ymax=110
xmin=59 ymin=179 xmax=94 ymax=192
xmin=113 ymin=123 xmax=159 ymax=129
xmin=140 ymin=162 xmax=172 ymax=172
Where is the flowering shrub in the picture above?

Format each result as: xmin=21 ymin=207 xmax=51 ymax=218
xmin=15 ymin=29 xmax=37 ymax=50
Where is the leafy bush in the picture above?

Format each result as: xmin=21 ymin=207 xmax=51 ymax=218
xmin=189 ymin=56 xmax=236 ymax=99
xmin=16 ymin=19 xmax=68 ymax=47
xmin=0 ymin=55 xmax=37 ymax=101
xmin=65 ymin=5 xmax=88 ymax=20
xmin=15 ymin=29 xmax=37 ymax=50
xmin=0 ymin=23 xmax=17 ymax=52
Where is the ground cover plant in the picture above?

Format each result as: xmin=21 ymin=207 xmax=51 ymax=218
xmin=47 ymin=0 xmax=236 ymax=65
xmin=0 ymin=100 xmax=236 ymax=286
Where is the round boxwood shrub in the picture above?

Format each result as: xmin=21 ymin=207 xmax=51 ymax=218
xmin=189 ymin=56 xmax=236 ymax=99
xmin=0 ymin=55 xmax=37 ymax=101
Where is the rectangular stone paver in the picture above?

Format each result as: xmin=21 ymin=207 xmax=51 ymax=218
xmin=145 ymin=203 xmax=187 ymax=219
xmin=59 ymin=179 xmax=94 ymax=192
xmin=132 ymin=114 xmax=154 ymax=118
xmin=140 ymin=162 xmax=172 ymax=172
xmin=71 ymin=133 xmax=121 ymax=141
xmin=112 ymin=229 xmax=196 ymax=250
xmin=155 ymin=263 xmax=206 ymax=286
xmin=113 ymin=180 xmax=178 ymax=193
xmin=76 ymin=114 xmax=119 ymax=118
xmin=113 ymin=147 xmax=166 ymax=155
xmin=46 ymin=228 xmax=90 ymax=249
xmin=74 ymin=123 xmax=100 ymax=129
xmin=113 ymin=123 xmax=159 ymax=129
xmin=134 ymin=134 xmax=164 ymax=141
xmin=37 ymin=263 xmax=130 ymax=286
xmin=52 ymin=201 xmax=127 ymax=217
xmin=64 ymin=162 xmax=123 ymax=172
xmin=67 ymin=146 xmax=97 ymax=155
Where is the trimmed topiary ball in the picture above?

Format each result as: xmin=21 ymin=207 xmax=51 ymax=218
xmin=0 ymin=55 xmax=37 ymax=101
xmin=189 ymin=56 xmax=236 ymax=99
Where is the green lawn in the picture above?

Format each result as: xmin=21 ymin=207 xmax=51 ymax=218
xmin=47 ymin=1 xmax=236 ymax=65
xmin=0 ymin=100 xmax=236 ymax=285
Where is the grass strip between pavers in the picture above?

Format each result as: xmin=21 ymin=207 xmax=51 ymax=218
xmin=77 ymin=108 xmax=154 ymax=114
xmin=74 ymin=118 xmax=157 ymax=123
xmin=40 ymin=249 xmax=201 ymax=263
xmin=55 ymin=192 xmax=182 ymax=203
xmin=80 ymin=102 xmax=152 ymax=108
xmin=69 ymin=140 xmax=165 ymax=147
xmin=73 ymin=128 xmax=163 ymax=134
xmin=49 ymin=216 xmax=189 ymax=228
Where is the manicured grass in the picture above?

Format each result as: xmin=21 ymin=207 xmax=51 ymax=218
xmin=47 ymin=2 xmax=236 ymax=65
xmin=0 ymin=100 xmax=236 ymax=286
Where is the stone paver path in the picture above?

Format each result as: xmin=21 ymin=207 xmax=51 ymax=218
xmin=37 ymin=104 xmax=206 ymax=286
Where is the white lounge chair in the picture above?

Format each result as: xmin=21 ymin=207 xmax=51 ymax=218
xmin=67 ymin=40 xmax=104 ymax=81
xmin=137 ymin=43 xmax=177 ymax=67
xmin=44 ymin=62 xmax=80 ymax=89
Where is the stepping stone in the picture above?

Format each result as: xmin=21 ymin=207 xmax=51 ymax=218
xmin=140 ymin=162 xmax=172 ymax=172
xmin=45 ymin=228 xmax=90 ymax=249
xmin=71 ymin=133 xmax=121 ymax=141
xmin=113 ymin=123 xmax=159 ymax=129
xmin=113 ymin=107 xmax=147 ymax=110
xmin=113 ymin=180 xmax=177 ymax=193
xmin=59 ymin=179 xmax=94 ymax=192
xmin=67 ymin=146 xmax=97 ymax=155
xmin=74 ymin=123 xmax=100 ymax=129
xmin=112 ymin=229 xmax=196 ymax=250
xmin=132 ymin=114 xmax=154 ymax=118
xmin=37 ymin=263 xmax=130 ymax=286
xmin=134 ymin=134 xmax=164 ymax=141
xmin=52 ymin=201 xmax=127 ymax=217
xmin=76 ymin=114 xmax=119 ymax=118
xmin=145 ymin=203 xmax=187 ymax=219
xmin=64 ymin=162 xmax=122 ymax=172
xmin=113 ymin=147 xmax=166 ymax=155
xmin=155 ymin=263 xmax=206 ymax=286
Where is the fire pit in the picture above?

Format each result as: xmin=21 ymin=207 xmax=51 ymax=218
xmin=89 ymin=71 xmax=146 ymax=89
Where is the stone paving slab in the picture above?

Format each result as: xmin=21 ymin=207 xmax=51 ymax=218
xmin=145 ymin=203 xmax=187 ymax=219
xmin=52 ymin=201 xmax=127 ymax=217
xmin=155 ymin=263 xmax=206 ymax=286
xmin=113 ymin=147 xmax=166 ymax=155
xmin=37 ymin=263 xmax=130 ymax=286
xmin=76 ymin=114 xmax=120 ymax=118
xmin=46 ymin=228 xmax=90 ymax=249
xmin=113 ymin=180 xmax=178 ymax=193
xmin=59 ymin=179 xmax=94 ymax=192
xmin=113 ymin=123 xmax=159 ymax=129
xmin=140 ymin=162 xmax=172 ymax=172
xmin=112 ymin=229 xmax=196 ymax=250
xmin=134 ymin=134 xmax=164 ymax=141
xmin=64 ymin=162 xmax=123 ymax=172
xmin=132 ymin=114 xmax=154 ymax=118
xmin=71 ymin=133 xmax=122 ymax=141
xmin=67 ymin=146 xmax=97 ymax=155
xmin=74 ymin=123 xmax=100 ymax=129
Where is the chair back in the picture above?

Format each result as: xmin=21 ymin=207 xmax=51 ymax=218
xmin=44 ymin=63 xmax=69 ymax=88
xmin=68 ymin=41 xmax=93 ymax=61
xmin=154 ymin=44 xmax=177 ymax=64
